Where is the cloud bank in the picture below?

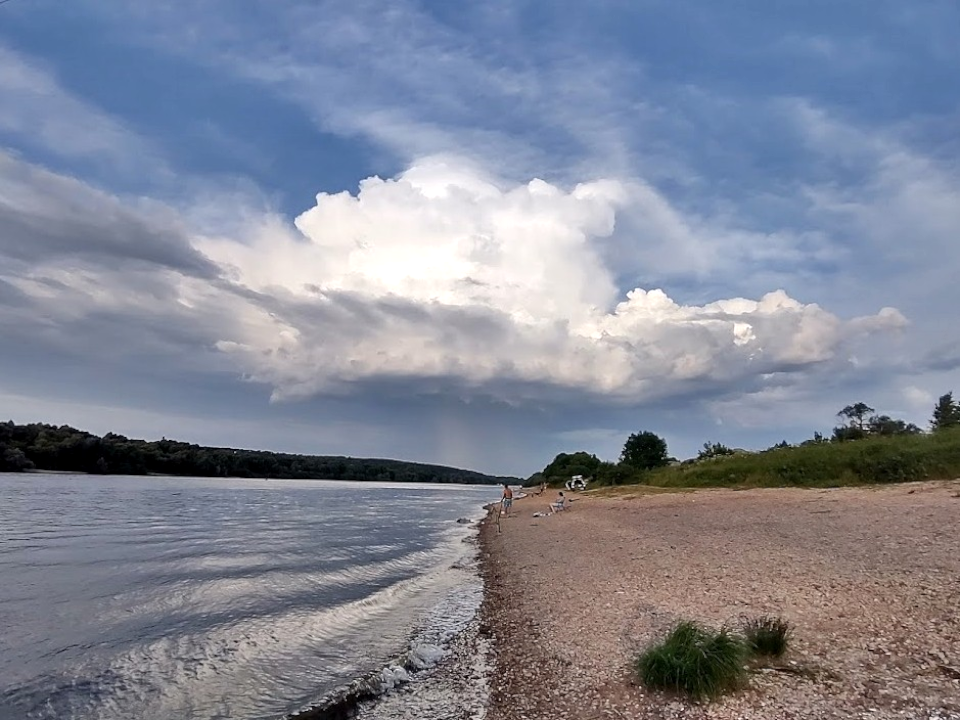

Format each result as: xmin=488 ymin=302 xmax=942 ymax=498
xmin=0 ymin=141 xmax=909 ymax=418
xmin=190 ymin=157 xmax=906 ymax=402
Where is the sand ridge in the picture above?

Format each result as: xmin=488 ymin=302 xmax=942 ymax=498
xmin=479 ymin=481 xmax=960 ymax=720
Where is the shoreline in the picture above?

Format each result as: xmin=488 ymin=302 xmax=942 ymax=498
xmin=287 ymin=509 xmax=491 ymax=720
xmin=11 ymin=469 xmax=506 ymax=485
xmin=478 ymin=480 xmax=960 ymax=720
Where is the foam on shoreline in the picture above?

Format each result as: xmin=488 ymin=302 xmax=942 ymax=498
xmin=287 ymin=517 xmax=492 ymax=720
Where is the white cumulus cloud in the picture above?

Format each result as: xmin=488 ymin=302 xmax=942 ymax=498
xmin=196 ymin=158 xmax=906 ymax=402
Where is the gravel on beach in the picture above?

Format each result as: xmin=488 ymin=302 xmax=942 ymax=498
xmin=479 ymin=480 xmax=960 ymax=720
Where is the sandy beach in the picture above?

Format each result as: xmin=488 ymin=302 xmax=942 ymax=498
xmin=478 ymin=480 xmax=960 ymax=720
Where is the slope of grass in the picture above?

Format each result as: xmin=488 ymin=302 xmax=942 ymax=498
xmin=640 ymin=428 xmax=960 ymax=489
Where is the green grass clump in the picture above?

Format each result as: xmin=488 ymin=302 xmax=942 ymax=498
xmin=743 ymin=615 xmax=791 ymax=657
xmin=636 ymin=621 xmax=747 ymax=699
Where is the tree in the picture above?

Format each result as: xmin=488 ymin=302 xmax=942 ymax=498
xmin=541 ymin=451 xmax=602 ymax=480
xmin=932 ymin=392 xmax=960 ymax=431
xmin=832 ymin=425 xmax=866 ymax=442
xmin=593 ymin=461 xmax=637 ymax=486
xmin=1 ymin=446 xmax=35 ymax=471
xmin=838 ymin=403 xmax=875 ymax=431
xmin=0 ymin=420 xmax=516 ymax=484
xmin=620 ymin=431 xmax=669 ymax=471
xmin=866 ymin=415 xmax=921 ymax=437
xmin=524 ymin=471 xmax=545 ymax=487
xmin=698 ymin=441 xmax=735 ymax=460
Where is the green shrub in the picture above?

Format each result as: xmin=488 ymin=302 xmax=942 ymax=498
xmin=592 ymin=461 xmax=641 ymax=486
xmin=698 ymin=441 xmax=736 ymax=460
xmin=743 ymin=616 xmax=791 ymax=657
xmin=636 ymin=621 xmax=747 ymax=699
xmin=849 ymin=444 xmax=927 ymax=483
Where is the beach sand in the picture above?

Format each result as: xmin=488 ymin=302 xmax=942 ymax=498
xmin=478 ymin=480 xmax=960 ymax=720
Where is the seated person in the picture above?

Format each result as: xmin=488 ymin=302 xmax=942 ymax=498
xmin=549 ymin=491 xmax=566 ymax=514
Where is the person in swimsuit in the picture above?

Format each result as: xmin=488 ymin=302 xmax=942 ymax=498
xmin=501 ymin=483 xmax=514 ymax=515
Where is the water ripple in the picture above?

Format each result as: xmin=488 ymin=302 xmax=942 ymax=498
xmin=0 ymin=474 xmax=495 ymax=720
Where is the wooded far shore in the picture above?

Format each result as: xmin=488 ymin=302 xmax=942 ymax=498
xmin=0 ymin=420 xmax=517 ymax=485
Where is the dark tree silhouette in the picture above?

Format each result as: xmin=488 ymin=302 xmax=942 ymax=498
xmin=837 ymin=403 xmax=875 ymax=430
xmin=698 ymin=441 xmax=735 ymax=460
xmin=932 ymin=392 xmax=960 ymax=431
xmin=0 ymin=420 xmax=514 ymax=484
xmin=867 ymin=415 xmax=921 ymax=436
xmin=540 ymin=451 xmax=602 ymax=480
xmin=620 ymin=431 xmax=669 ymax=470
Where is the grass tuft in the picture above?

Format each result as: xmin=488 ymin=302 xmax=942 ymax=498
xmin=743 ymin=616 xmax=791 ymax=657
xmin=635 ymin=621 xmax=747 ymax=699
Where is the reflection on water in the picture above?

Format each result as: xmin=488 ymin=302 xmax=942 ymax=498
xmin=0 ymin=474 xmax=495 ymax=720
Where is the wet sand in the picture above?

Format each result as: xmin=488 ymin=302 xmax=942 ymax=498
xmin=478 ymin=481 xmax=960 ymax=720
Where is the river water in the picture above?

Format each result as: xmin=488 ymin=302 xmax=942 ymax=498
xmin=0 ymin=473 xmax=498 ymax=720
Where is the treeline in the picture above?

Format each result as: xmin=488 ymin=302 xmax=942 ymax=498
xmin=529 ymin=392 xmax=960 ymax=488
xmin=0 ymin=421 xmax=515 ymax=485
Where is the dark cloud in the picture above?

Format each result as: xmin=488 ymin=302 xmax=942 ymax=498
xmin=921 ymin=341 xmax=960 ymax=373
xmin=0 ymin=152 xmax=219 ymax=277
xmin=0 ymin=277 xmax=25 ymax=305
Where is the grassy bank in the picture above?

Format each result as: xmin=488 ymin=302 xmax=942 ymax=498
xmin=635 ymin=427 xmax=960 ymax=489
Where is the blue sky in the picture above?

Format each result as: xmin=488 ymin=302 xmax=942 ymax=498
xmin=1 ymin=0 xmax=958 ymax=476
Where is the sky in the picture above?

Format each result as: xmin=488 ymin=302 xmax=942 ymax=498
xmin=1 ymin=0 xmax=958 ymax=476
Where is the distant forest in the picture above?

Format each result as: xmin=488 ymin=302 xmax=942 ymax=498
xmin=0 ymin=421 xmax=515 ymax=485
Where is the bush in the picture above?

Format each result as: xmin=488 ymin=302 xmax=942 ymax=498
xmin=592 ymin=461 xmax=640 ymax=486
xmin=1 ymin=446 xmax=35 ymax=472
xmin=743 ymin=616 xmax=791 ymax=658
xmin=849 ymin=445 xmax=926 ymax=483
xmin=698 ymin=442 xmax=736 ymax=460
xmin=636 ymin=621 xmax=747 ymax=699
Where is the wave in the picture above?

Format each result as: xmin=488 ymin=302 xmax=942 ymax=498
xmin=286 ymin=555 xmax=484 ymax=720
xmin=3 ymin=520 xmax=483 ymax=720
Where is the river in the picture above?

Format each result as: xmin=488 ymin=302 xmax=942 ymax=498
xmin=0 ymin=473 xmax=498 ymax=720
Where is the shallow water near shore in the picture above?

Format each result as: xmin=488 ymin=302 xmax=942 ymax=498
xmin=0 ymin=473 xmax=497 ymax=720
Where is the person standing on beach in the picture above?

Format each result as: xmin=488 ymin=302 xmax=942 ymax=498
xmin=501 ymin=483 xmax=514 ymax=515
